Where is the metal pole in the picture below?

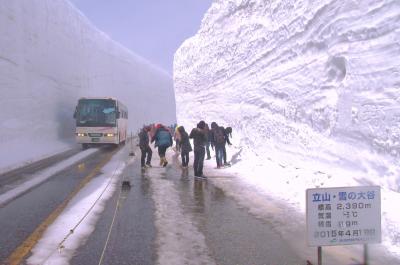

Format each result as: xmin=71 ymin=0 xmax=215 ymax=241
xmin=364 ymin=244 xmax=368 ymax=265
xmin=318 ymin=246 xmax=322 ymax=265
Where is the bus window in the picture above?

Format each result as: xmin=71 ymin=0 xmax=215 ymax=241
xmin=75 ymin=99 xmax=116 ymax=127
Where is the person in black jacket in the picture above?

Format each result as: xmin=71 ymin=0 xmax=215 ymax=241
xmin=138 ymin=126 xmax=152 ymax=168
xmin=178 ymin=126 xmax=192 ymax=169
xmin=205 ymin=123 xmax=212 ymax=160
xmin=210 ymin=122 xmax=225 ymax=168
xmin=189 ymin=120 xmax=207 ymax=178
xmin=222 ymin=126 xmax=232 ymax=166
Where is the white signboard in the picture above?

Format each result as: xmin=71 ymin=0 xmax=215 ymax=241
xmin=306 ymin=186 xmax=381 ymax=246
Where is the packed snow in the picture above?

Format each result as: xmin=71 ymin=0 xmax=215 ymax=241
xmin=0 ymin=0 xmax=176 ymax=174
xmin=174 ymin=0 xmax=400 ymax=261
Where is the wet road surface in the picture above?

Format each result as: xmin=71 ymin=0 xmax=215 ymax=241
xmin=0 ymin=148 xmax=82 ymax=194
xmin=72 ymin=149 xmax=303 ymax=265
xmin=168 ymin=154 xmax=302 ymax=265
xmin=4 ymin=144 xmax=390 ymax=265
xmin=71 ymin=156 xmax=156 ymax=265
xmin=0 ymin=146 xmax=117 ymax=264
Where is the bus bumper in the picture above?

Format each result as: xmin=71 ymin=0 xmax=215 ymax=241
xmin=75 ymin=136 xmax=118 ymax=145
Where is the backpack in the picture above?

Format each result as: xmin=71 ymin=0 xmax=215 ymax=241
xmin=214 ymin=127 xmax=225 ymax=145
xmin=157 ymin=129 xmax=172 ymax=147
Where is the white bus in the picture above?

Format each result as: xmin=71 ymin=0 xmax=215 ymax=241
xmin=73 ymin=97 xmax=128 ymax=149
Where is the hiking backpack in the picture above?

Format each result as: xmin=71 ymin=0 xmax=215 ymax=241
xmin=214 ymin=127 xmax=225 ymax=145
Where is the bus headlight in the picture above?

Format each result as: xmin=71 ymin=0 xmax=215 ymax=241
xmin=76 ymin=133 xmax=87 ymax=137
xmin=105 ymin=133 xmax=115 ymax=137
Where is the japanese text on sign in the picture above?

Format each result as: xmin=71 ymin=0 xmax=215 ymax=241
xmin=306 ymin=186 xmax=381 ymax=246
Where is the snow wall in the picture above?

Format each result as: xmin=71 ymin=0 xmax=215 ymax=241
xmin=0 ymin=0 xmax=176 ymax=172
xmin=174 ymin=0 xmax=400 ymax=167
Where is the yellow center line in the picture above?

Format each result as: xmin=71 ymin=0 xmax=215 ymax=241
xmin=4 ymin=148 xmax=118 ymax=265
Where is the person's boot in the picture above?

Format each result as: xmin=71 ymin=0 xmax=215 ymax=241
xmin=163 ymin=157 xmax=168 ymax=167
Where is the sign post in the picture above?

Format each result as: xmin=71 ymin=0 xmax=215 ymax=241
xmin=364 ymin=244 xmax=368 ymax=265
xmin=318 ymin=246 xmax=322 ymax=265
xmin=306 ymin=186 xmax=381 ymax=264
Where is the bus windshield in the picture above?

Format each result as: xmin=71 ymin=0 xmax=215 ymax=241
xmin=75 ymin=99 xmax=117 ymax=127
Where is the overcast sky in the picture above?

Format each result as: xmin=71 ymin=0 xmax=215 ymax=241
xmin=68 ymin=0 xmax=213 ymax=74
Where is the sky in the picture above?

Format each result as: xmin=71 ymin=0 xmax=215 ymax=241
xmin=68 ymin=0 xmax=213 ymax=74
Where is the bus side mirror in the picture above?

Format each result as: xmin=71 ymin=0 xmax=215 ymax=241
xmin=116 ymin=111 xmax=121 ymax=119
xmin=73 ymin=108 xmax=77 ymax=119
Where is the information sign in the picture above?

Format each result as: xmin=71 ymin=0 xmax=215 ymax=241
xmin=306 ymin=186 xmax=381 ymax=246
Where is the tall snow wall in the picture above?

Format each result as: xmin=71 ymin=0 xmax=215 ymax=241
xmin=174 ymin=0 xmax=400 ymax=160
xmin=0 ymin=0 xmax=176 ymax=171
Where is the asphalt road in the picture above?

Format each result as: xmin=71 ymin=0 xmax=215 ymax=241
xmin=0 ymin=146 xmax=117 ymax=264
xmin=4 ymin=144 xmax=394 ymax=265
xmin=71 ymin=150 xmax=303 ymax=265
xmin=71 ymin=156 xmax=157 ymax=265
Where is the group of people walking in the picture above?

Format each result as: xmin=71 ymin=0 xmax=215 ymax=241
xmin=138 ymin=123 xmax=173 ymax=168
xmin=138 ymin=121 xmax=232 ymax=179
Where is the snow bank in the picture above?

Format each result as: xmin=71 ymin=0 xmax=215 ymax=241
xmin=174 ymin=0 xmax=400 ymax=258
xmin=0 ymin=0 xmax=176 ymax=173
xmin=175 ymin=0 xmax=400 ymax=160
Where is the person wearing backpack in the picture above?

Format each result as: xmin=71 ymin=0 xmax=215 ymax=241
xmin=189 ymin=120 xmax=207 ymax=178
xmin=210 ymin=122 xmax=225 ymax=168
xmin=151 ymin=124 xmax=173 ymax=167
xmin=178 ymin=126 xmax=192 ymax=168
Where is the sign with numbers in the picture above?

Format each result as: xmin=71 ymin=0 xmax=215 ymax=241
xmin=306 ymin=186 xmax=381 ymax=246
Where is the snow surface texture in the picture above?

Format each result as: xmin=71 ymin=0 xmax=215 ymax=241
xmin=0 ymin=0 xmax=176 ymax=173
xmin=174 ymin=0 xmax=400 ymax=259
